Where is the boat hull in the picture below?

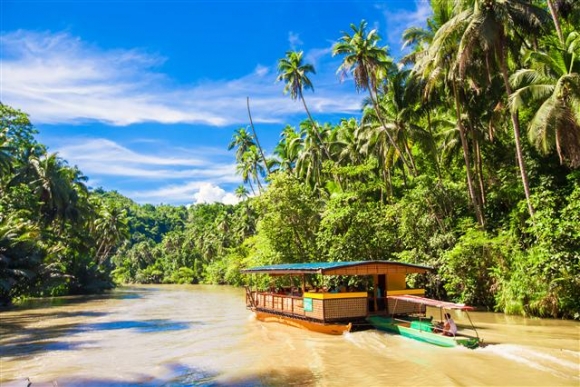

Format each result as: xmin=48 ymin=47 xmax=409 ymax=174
xmin=254 ymin=310 xmax=352 ymax=335
xmin=367 ymin=316 xmax=479 ymax=349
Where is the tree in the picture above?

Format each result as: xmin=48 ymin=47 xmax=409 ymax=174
xmin=510 ymin=31 xmax=580 ymax=168
xmin=94 ymin=204 xmax=130 ymax=264
xmin=228 ymin=127 xmax=256 ymax=162
xmin=277 ymin=51 xmax=331 ymax=160
xmin=333 ymin=20 xmax=414 ymax=175
xmin=453 ymin=0 xmax=550 ymax=217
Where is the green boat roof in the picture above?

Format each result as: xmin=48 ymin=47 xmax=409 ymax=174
xmin=241 ymin=260 xmax=433 ymax=275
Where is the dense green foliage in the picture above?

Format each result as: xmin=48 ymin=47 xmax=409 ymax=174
xmin=1 ymin=1 xmax=578 ymax=319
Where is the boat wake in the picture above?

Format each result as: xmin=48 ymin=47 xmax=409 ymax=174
xmin=481 ymin=344 xmax=580 ymax=381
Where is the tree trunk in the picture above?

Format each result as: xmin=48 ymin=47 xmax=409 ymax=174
xmin=452 ymin=81 xmax=485 ymax=227
xmin=547 ymin=0 xmax=564 ymax=44
xmin=247 ymin=97 xmax=271 ymax=175
xmin=499 ymin=44 xmax=535 ymax=218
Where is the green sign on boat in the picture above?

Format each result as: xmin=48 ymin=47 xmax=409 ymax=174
xmin=304 ymin=297 xmax=313 ymax=312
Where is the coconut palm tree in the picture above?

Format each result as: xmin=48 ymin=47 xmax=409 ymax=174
xmin=94 ymin=205 xmax=129 ymax=264
xmin=332 ymin=20 xmax=414 ymax=175
xmin=510 ymin=31 xmax=580 ymax=168
xmin=272 ymin=125 xmax=301 ymax=174
xmin=234 ymin=185 xmax=249 ymax=200
xmin=228 ymin=127 xmax=256 ymax=163
xmin=452 ymin=0 xmax=550 ymax=217
xmin=277 ymin=50 xmax=331 ymax=160
xmin=412 ymin=8 xmax=487 ymax=226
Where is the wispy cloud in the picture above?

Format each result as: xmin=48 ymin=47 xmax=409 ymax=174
xmin=55 ymin=137 xmax=240 ymax=205
xmin=288 ymin=31 xmax=303 ymax=50
xmin=1 ymin=30 xmax=361 ymax=127
xmin=377 ymin=0 xmax=432 ymax=55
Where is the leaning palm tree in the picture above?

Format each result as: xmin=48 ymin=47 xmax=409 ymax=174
xmin=332 ymin=20 xmax=415 ymax=176
xmin=510 ymin=31 xmax=580 ymax=168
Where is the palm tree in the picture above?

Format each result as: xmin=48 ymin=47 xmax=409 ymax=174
xmin=412 ymin=8 xmax=487 ymax=226
xmin=333 ymin=20 xmax=415 ymax=175
xmin=453 ymin=0 xmax=550 ymax=217
xmin=234 ymin=185 xmax=249 ymax=200
xmin=272 ymin=125 xmax=301 ymax=173
xmin=30 ymin=153 xmax=71 ymax=225
xmin=277 ymin=51 xmax=331 ymax=160
xmin=295 ymin=120 xmax=326 ymax=191
xmin=510 ymin=31 xmax=580 ymax=168
xmin=94 ymin=205 xmax=129 ymax=264
xmin=228 ymin=127 xmax=256 ymax=162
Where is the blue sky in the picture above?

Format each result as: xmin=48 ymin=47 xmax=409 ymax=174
xmin=1 ymin=0 xmax=431 ymax=205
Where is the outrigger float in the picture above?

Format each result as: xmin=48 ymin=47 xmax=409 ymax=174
xmin=242 ymin=261 xmax=481 ymax=348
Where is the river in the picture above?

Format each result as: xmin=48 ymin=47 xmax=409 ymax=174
xmin=0 ymin=285 xmax=578 ymax=386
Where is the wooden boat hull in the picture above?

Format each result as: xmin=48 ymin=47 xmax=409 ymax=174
xmin=367 ymin=316 xmax=480 ymax=349
xmin=254 ymin=310 xmax=352 ymax=335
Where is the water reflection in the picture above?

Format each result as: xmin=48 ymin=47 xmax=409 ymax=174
xmin=80 ymin=319 xmax=194 ymax=333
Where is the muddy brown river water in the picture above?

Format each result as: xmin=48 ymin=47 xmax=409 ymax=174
xmin=0 ymin=285 xmax=578 ymax=386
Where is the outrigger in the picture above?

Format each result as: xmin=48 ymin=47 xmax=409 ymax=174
xmin=367 ymin=294 xmax=481 ymax=349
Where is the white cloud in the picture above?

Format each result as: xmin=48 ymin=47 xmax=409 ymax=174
xmin=1 ymin=30 xmax=362 ymax=127
xmin=377 ymin=0 xmax=433 ymax=56
xmin=128 ymin=181 xmax=239 ymax=205
xmin=193 ymin=183 xmax=240 ymax=205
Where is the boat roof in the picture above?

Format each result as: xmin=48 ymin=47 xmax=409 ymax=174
xmin=241 ymin=260 xmax=433 ymax=276
xmin=388 ymin=294 xmax=475 ymax=310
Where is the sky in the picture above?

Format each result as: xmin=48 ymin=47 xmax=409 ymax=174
xmin=1 ymin=0 xmax=432 ymax=206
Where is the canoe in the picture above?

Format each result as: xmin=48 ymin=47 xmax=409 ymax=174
xmin=367 ymin=315 xmax=480 ymax=349
xmin=367 ymin=295 xmax=481 ymax=349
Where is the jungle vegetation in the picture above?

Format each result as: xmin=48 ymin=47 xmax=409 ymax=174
xmin=1 ymin=0 xmax=578 ymax=318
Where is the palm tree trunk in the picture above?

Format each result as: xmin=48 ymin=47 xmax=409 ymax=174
xmin=547 ymin=0 xmax=564 ymax=44
xmin=474 ymin=137 xmax=486 ymax=206
xmin=498 ymin=44 xmax=535 ymax=218
xmin=368 ymin=86 xmax=416 ymax=176
xmin=426 ymin=107 xmax=442 ymax=182
xmin=452 ymin=81 xmax=485 ymax=227
xmin=246 ymin=97 xmax=271 ymax=175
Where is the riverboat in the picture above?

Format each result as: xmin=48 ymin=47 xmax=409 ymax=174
xmin=242 ymin=260 xmax=432 ymax=335
xmin=367 ymin=294 xmax=481 ymax=348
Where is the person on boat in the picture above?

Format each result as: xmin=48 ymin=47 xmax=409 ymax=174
xmin=443 ymin=313 xmax=457 ymax=336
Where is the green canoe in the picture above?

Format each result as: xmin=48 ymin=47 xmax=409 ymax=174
xmin=367 ymin=295 xmax=481 ymax=349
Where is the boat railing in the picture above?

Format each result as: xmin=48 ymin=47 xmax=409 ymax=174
xmin=252 ymin=291 xmax=306 ymax=316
